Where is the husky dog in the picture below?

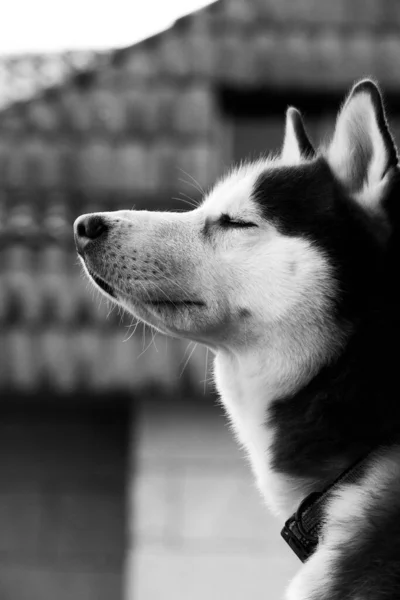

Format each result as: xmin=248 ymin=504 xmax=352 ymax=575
xmin=74 ymin=80 xmax=400 ymax=599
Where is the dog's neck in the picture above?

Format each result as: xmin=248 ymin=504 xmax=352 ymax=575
xmin=213 ymin=318 xmax=339 ymax=515
xmin=214 ymin=310 xmax=400 ymax=516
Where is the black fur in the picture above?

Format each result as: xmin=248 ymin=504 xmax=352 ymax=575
xmin=287 ymin=107 xmax=316 ymax=158
xmin=252 ymin=83 xmax=400 ymax=597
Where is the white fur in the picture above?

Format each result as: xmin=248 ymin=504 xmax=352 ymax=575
xmin=287 ymin=448 xmax=400 ymax=600
xmin=327 ymin=88 xmax=393 ymax=213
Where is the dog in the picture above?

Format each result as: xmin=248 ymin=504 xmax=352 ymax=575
xmin=74 ymin=79 xmax=400 ymax=599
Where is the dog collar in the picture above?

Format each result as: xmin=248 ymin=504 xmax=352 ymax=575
xmin=281 ymin=452 xmax=373 ymax=562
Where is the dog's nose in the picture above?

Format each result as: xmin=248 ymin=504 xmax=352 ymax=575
xmin=74 ymin=214 xmax=108 ymax=254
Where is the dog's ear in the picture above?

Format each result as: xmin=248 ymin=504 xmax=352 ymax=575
xmin=281 ymin=107 xmax=315 ymax=164
xmin=327 ymin=79 xmax=398 ymax=207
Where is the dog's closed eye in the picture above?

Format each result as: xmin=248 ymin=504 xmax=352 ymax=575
xmin=219 ymin=214 xmax=258 ymax=229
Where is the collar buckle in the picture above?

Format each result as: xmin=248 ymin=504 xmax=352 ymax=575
xmin=281 ymin=491 xmax=322 ymax=563
xmin=280 ymin=449 xmax=374 ymax=562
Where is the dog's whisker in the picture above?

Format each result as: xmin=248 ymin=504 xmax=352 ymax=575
xmin=177 ymin=167 xmax=205 ymax=195
xmin=177 ymin=177 xmax=204 ymax=198
xmin=123 ymin=317 xmax=141 ymax=343
xmin=150 ymin=329 xmax=159 ymax=352
xmin=181 ymin=341 xmax=195 ymax=366
xmin=204 ymin=347 xmax=210 ymax=396
xmin=137 ymin=329 xmax=157 ymax=359
xmin=180 ymin=191 xmax=201 ymax=207
xmin=179 ymin=342 xmax=197 ymax=378
xmin=172 ymin=196 xmax=198 ymax=210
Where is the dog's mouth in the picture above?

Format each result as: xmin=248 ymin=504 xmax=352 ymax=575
xmin=83 ymin=259 xmax=205 ymax=308
xmin=86 ymin=267 xmax=116 ymax=298
xmin=145 ymin=300 xmax=205 ymax=309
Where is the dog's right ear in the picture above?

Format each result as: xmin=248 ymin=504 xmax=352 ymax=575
xmin=327 ymin=79 xmax=398 ymax=209
xmin=281 ymin=107 xmax=315 ymax=164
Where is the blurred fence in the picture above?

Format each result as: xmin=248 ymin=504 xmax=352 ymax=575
xmin=0 ymin=52 xmax=103 ymax=111
xmin=2 ymin=0 xmax=400 ymax=397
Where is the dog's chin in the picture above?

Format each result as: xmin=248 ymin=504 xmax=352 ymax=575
xmin=80 ymin=259 xmax=118 ymax=301
xmin=119 ymin=296 xmax=214 ymax=340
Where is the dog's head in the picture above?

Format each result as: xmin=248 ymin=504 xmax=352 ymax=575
xmin=74 ymin=80 xmax=399 ymax=362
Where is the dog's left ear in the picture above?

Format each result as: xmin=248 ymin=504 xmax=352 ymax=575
xmin=281 ymin=107 xmax=315 ymax=164
xmin=327 ymin=79 xmax=398 ymax=207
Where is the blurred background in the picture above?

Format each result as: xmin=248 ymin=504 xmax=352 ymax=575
xmin=1 ymin=0 xmax=400 ymax=598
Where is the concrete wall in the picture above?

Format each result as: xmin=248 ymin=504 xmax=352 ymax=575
xmin=0 ymin=404 xmax=129 ymax=600
xmin=128 ymin=399 xmax=298 ymax=600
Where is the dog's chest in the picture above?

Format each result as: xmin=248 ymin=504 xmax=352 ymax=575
xmin=214 ymin=353 xmax=269 ymax=472
xmin=214 ymin=353 xmax=303 ymax=514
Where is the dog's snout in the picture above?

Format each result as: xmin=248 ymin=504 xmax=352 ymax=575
xmin=74 ymin=214 xmax=108 ymax=254
xmin=76 ymin=215 xmax=107 ymax=240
